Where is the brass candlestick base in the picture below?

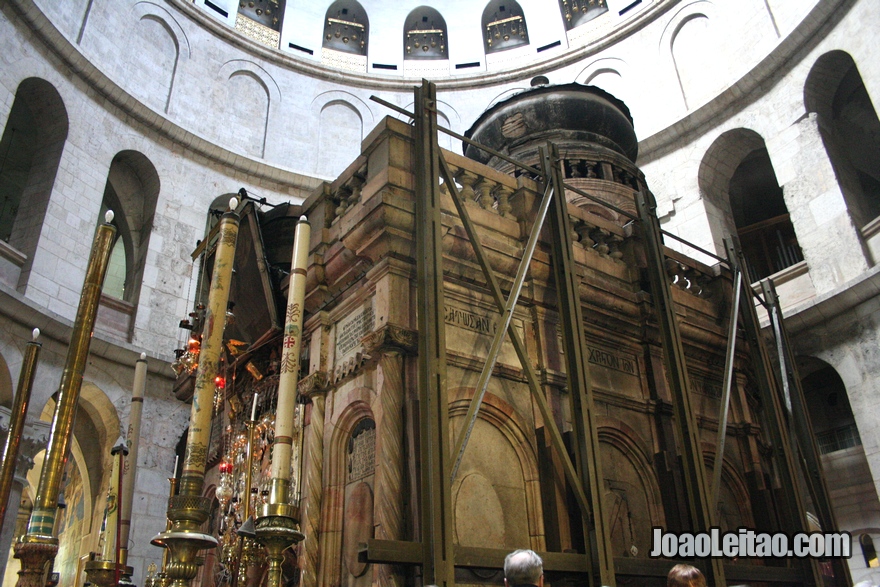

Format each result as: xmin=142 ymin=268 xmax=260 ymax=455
xmin=151 ymin=495 xmax=217 ymax=587
xmin=254 ymin=505 xmax=304 ymax=587
xmin=84 ymin=560 xmax=134 ymax=587
xmin=13 ymin=536 xmax=58 ymax=587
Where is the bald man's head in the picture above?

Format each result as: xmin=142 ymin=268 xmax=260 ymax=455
xmin=503 ymin=550 xmax=543 ymax=587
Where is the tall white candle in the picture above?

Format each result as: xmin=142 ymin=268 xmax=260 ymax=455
xmin=251 ymin=392 xmax=259 ymax=422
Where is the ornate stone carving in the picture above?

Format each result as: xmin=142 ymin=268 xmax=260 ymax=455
xmin=298 ymin=371 xmax=330 ymax=400
xmin=360 ymin=325 xmax=417 ymax=356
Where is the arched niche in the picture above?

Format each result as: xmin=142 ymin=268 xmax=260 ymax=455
xmin=449 ymin=390 xmax=545 ymax=552
xmin=403 ymin=7 xmax=448 ymax=61
xmin=798 ymin=357 xmax=861 ymax=454
xmin=558 ymin=0 xmax=608 ymax=31
xmin=99 ymin=151 xmax=160 ymax=309
xmin=805 ymin=51 xmax=880 ymax=232
xmin=698 ymin=128 xmax=803 ymax=282
xmin=322 ymin=0 xmax=369 ymax=56
xmin=0 ymin=78 xmax=69 ymax=291
xmin=482 ymin=0 xmax=530 ymax=55
xmin=325 ymin=399 xmax=375 ymax=587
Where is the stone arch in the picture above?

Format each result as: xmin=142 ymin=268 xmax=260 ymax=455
xmin=218 ymin=61 xmax=281 ymax=159
xmin=398 ymin=99 xmax=461 ymax=150
xmin=701 ymin=446 xmax=755 ymax=531
xmin=130 ymin=2 xmax=191 ymax=114
xmin=35 ymin=382 xmax=120 ymax=577
xmin=576 ymin=58 xmax=631 ymax=108
xmin=449 ymin=389 xmax=545 ymax=551
xmin=323 ymin=398 xmax=375 ymax=587
xmin=98 ymin=151 xmax=160 ymax=333
xmin=698 ymin=127 xmax=802 ymax=280
xmin=804 ymin=51 xmax=880 ymax=232
xmin=596 ymin=422 xmax=664 ymax=558
xmin=659 ymin=1 xmax=720 ymax=111
xmin=0 ymin=78 xmax=69 ymax=292
xmin=312 ymin=94 xmax=369 ymax=178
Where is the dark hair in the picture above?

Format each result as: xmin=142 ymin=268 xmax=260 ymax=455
xmin=667 ymin=564 xmax=707 ymax=587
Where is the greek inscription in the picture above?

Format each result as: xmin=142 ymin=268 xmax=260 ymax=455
xmin=587 ymin=346 xmax=638 ymax=376
xmin=444 ymin=306 xmax=497 ymax=335
xmin=337 ymin=305 xmax=375 ymax=358
xmin=349 ymin=427 xmax=376 ymax=482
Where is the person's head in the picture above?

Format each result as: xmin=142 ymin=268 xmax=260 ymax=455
xmin=667 ymin=564 xmax=706 ymax=587
xmin=504 ymin=549 xmax=544 ymax=587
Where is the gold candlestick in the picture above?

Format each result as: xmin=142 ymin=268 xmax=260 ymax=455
xmin=14 ymin=212 xmax=117 ymax=587
xmin=0 ymin=329 xmax=41 ymax=525
xmin=118 ymin=353 xmax=147 ymax=584
xmin=152 ymin=197 xmax=241 ymax=587
xmin=151 ymin=476 xmax=178 ymax=587
xmin=84 ymin=438 xmax=131 ymax=587
xmin=255 ymin=216 xmax=309 ymax=587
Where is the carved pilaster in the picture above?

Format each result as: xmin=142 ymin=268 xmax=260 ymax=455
xmin=361 ymin=325 xmax=416 ymax=587
xmin=297 ymin=371 xmax=330 ymax=587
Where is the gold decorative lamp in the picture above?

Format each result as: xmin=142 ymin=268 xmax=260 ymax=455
xmin=152 ymin=197 xmax=241 ymax=587
xmin=254 ymin=216 xmax=310 ymax=587
xmin=14 ymin=211 xmax=117 ymax=587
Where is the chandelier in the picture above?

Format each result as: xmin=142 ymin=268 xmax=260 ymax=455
xmin=485 ymin=14 xmax=525 ymax=47
xmin=561 ymin=0 xmax=608 ymax=25
xmin=406 ymin=24 xmax=445 ymax=56
xmin=325 ymin=12 xmax=365 ymax=49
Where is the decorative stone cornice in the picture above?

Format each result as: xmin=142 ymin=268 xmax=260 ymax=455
xmin=361 ymin=325 xmax=417 ymax=356
xmin=297 ymin=371 xmax=330 ymax=399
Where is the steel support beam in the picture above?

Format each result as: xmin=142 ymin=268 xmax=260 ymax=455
xmin=635 ymin=186 xmax=726 ymax=587
xmin=762 ymin=279 xmax=852 ymax=587
xmin=710 ymin=266 xmax=742 ymax=513
xmin=724 ymin=238 xmax=822 ymax=587
xmin=414 ymin=80 xmax=455 ymax=587
xmin=545 ymin=144 xmax=615 ymax=587
xmin=436 ymin=151 xmax=595 ymax=564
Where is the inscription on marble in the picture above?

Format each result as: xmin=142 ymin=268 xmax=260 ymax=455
xmin=337 ymin=303 xmax=375 ymax=358
xmin=588 ymin=346 xmax=638 ymax=376
xmin=445 ymin=306 xmax=497 ymax=335
xmin=349 ymin=426 xmax=376 ymax=482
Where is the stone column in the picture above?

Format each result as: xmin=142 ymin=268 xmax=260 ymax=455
xmin=0 ymin=414 xmax=50 ymax=581
xmin=297 ymin=371 xmax=330 ymax=587
xmin=768 ymin=112 xmax=869 ymax=293
xmin=362 ymin=325 xmax=417 ymax=587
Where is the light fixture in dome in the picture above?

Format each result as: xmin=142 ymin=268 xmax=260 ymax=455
xmin=560 ymin=0 xmax=608 ymax=30
xmin=326 ymin=11 xmax=365 ymax=50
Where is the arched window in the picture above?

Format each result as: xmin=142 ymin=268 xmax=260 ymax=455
xmin=0 ymin=78 xmax=68 ymax=289
xmin=237 ymin=0 xmax=285 ymax=31
xmin=97 ymin=151 xmax=160 ymax=308
xmin=482 ymin=0 xmax=529 ymax=55
xmin=403 ymin=7 xmax=448 ymax=61
xmin=805 ymin=52 xmax=880 ymax=231
xmin=559 ymin=0 xmax=608 ymax=31
xmin=322 ymin=0 xmax=368 ymax=56
xmin=728 ymin=146 xmax=803 ymax=281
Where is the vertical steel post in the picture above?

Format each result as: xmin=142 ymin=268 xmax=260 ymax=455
xmin=724 ymin=238 xmax=822 ymax=587
xmin=635 ymin=187 xmax=726 ymax=587
xmin=710 ymin=267 xmax=741 ymax=512
xmin=762 ymin=279 xmax=852 ymax=587
xmin=414 ymin=80 xmax=454 ymax=587
xmin=545 ymin=144 xmax=615 ymax=587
